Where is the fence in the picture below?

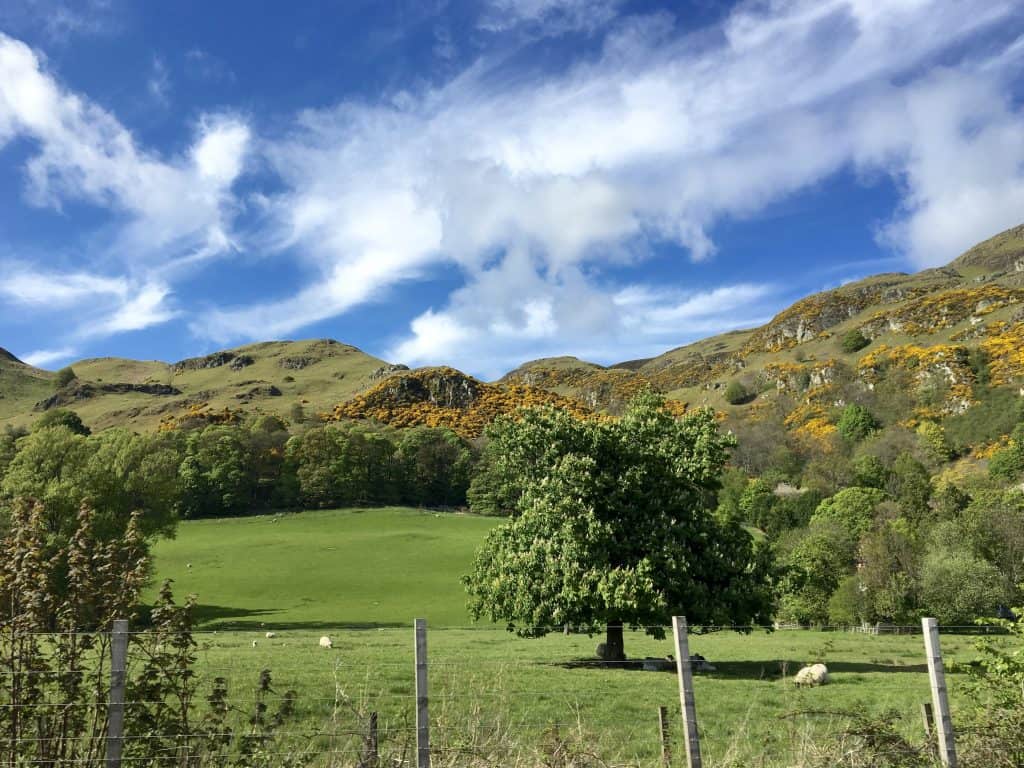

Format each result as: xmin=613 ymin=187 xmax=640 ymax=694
xmin=0 ymin=617 xmax=1005 ymax=767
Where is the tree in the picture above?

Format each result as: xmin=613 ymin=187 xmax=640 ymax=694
xmin=724 ymin=380 xmax=750 ymax=405
xmin=837 ymin=404 xmax=878 ymax=442
xmin=32 ymin=408 xmax=90 ymax=436
xmin=888 ymin=452 xmax=932 ymax=522
xmin=180 ymin=426 xmax=255 ymax=517
xmin=1 ymin=426 xmax=180 ymax=542
xmin=920 ymin=546 xmax=1004 ymax=625
xmin=463 ymin=393 xmax=773 ymax=660
xmin=54 ymin=366 xmax=77 ymax=389
xmin=840 ymin=329 xmax=870 ymax=353
xmin=852 ymin=453 xmax=888 ymax=489
xmin=467 ymin=406 xmax=592 ymax=517
xmin=397 ymin=426 xmax=474 ymax=507
xmin=810 ymin=486 xmax=886 ymax=539
xmin=738 ymin=478 xmax=775 ymax=529
xmin=777 ymin=520 xmax=858 ymax=625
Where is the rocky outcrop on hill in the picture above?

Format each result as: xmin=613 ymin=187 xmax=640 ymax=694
xmin=174 ymin=352 xmax=237 ymax=372
xmin=35 ymin=382 xmax=181 ymax=410
xmin=330 ymin=367 xmax=593 ymax=437
xmin=743 ymin=275 xmax=958 ymax=353
xmin=370 ymin=363 xmax=410 ymax=380
xmin=952 ymin=224 xmax=1024 ymax=274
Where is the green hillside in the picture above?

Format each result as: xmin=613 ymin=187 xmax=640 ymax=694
xmin=148 ymin=506 xmax=499 ymax=628
xmin=0 ymin=338 xmax=394 ymax=432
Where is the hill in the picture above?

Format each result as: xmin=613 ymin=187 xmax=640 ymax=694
xmin=0 ymin=339 xmax=393 ymax=432
xmin=3 ymin=223 xmax=1024 ymax=439
xmin=509 ymin=225 xmax=1024 ymax=424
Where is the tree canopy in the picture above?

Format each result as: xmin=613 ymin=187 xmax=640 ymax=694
xmin=463 ymin=392 xmax=773 ymax=660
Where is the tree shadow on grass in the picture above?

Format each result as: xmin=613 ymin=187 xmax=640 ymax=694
xmin=190 ymin=605 xmax=409 ymax=632
xmin=556 ymin=659 xmax=928 ymax=679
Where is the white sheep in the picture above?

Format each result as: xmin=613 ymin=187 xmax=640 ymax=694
xmin=265 ymin=632 xmax=276 ymax=639
xmin=794 ymin=663 xmax=829 ymax=686
xmin=251 ymin=640 xmax=258 ymax=648
xmin=319 ymin=636 xmax=333 ymax=649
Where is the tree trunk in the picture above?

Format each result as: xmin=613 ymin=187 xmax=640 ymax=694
xmin=605 ymin=620 xmax=626 ymax=662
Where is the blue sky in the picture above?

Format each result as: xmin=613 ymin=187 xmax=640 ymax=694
xmin=1 ymin=0 xmax=1023 ymax=379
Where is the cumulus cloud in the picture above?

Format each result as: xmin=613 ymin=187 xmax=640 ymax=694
xmin=389 ymin=248 xmax=779 ymax=377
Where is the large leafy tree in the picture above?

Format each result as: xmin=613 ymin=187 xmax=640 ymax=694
xmin=463 ymin=392 xmax=773 ymax=660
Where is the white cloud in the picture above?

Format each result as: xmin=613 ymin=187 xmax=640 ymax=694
xmin=479 ymin=0 xmax=625 ymax=35
xmin=0 ymin=32 xmax=249 ymax=268
xmin=0 ymin=264 xmax=177 ymax=339
xmin=0 ymin=266 xmax=127 ymax=306
xmin=21 ymin=346 xmax=77 ymax=368
xmin=389 ymin=249 xmax=779 ymax=377
xmin=147 ymin=56 xmax=170 ymax=106
xmin=189 ymin=0 xmax=1024 ymax=370
xmin=84 ymin=282 xmax=177 ymax=337
xmin=3 ymin=1 xmax=1024 ymax=376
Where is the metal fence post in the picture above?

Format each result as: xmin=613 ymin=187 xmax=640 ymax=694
xmin=105 ymin=619 xmax=129 ymax=768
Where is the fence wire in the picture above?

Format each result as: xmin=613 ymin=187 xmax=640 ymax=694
xmin=0 ymin=621 xmax=1015 ymax=767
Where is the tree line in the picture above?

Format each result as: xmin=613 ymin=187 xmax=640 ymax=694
xmin=0 ymin=409 xmax=476 ymax=542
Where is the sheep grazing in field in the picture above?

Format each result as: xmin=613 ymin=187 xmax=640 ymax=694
xmin=265 ymin=632 xmax=276 ymax=639
xmin=251 ymin=640 xmax=258 ymax=648
xmin=186 ymin=563 xmax=192 ymax=569
xmin=794 ymin=663 xmax=829 ymax=686
xmin=319 ymin=636 xmax=333 ymax=649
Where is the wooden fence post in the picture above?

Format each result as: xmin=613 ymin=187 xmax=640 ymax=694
xmin=414 ymin=618 xmax=430 ymax=768
xmin=672 ymin=617 xmax=702 ymax=768
xmin=922 ymin=618 xmax=957 ymax=767
xmin=105 ymin=619 xmax=129 ymax=768
xmin=920 ymin=702 xmax=933 ymax=739
xmin=658 ymin=705 xmax=671 ymax=767
xmin=363 ymin=711 xmax=378 ymax=768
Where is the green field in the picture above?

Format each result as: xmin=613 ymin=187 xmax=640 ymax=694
xmin=149 ymin=508 xmax=1005 ymax=766
xmin=149 ymin=507 xmax=499 ymax=628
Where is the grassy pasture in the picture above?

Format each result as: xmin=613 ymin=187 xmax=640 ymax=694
xmin=149 ymin=508 xmax=1005 ymax=766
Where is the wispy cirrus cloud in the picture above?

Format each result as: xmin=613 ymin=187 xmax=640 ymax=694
xmin=478 ymin=0 xmax=626 ymax=35
xmin=21 ymin=346 xmax=78 ymax=368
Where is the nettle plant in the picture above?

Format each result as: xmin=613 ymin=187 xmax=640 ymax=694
xmin=0 ymin=498 xmax=307 ymax=768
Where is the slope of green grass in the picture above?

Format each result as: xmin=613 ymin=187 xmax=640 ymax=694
xmin=148 ymin=507 xmax=499 ymax=629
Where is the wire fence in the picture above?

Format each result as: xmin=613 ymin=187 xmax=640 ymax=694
xmin=0 ymin=619 xmax=1015 ymax=767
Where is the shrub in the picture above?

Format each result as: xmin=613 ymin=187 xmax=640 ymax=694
xmin=724 ymin=380 xmax=750 ymax=405
xmin=840 ymin=328 xmax=871 ymax=353
xmin=837 ymin=404 xmax=878 ymax=442
xmin=32 ymin=407 xmax=90 ymax=436
xmin=54 ymin=365 xmax=77 ymax=389
xmin=943 ymin=385 xmax=1024 ymax=453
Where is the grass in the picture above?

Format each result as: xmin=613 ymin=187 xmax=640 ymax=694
xmin=148 ymin=507 xmax=1010 ymax=766
xmin=148 ymin=507 xmax=499 ymax=629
